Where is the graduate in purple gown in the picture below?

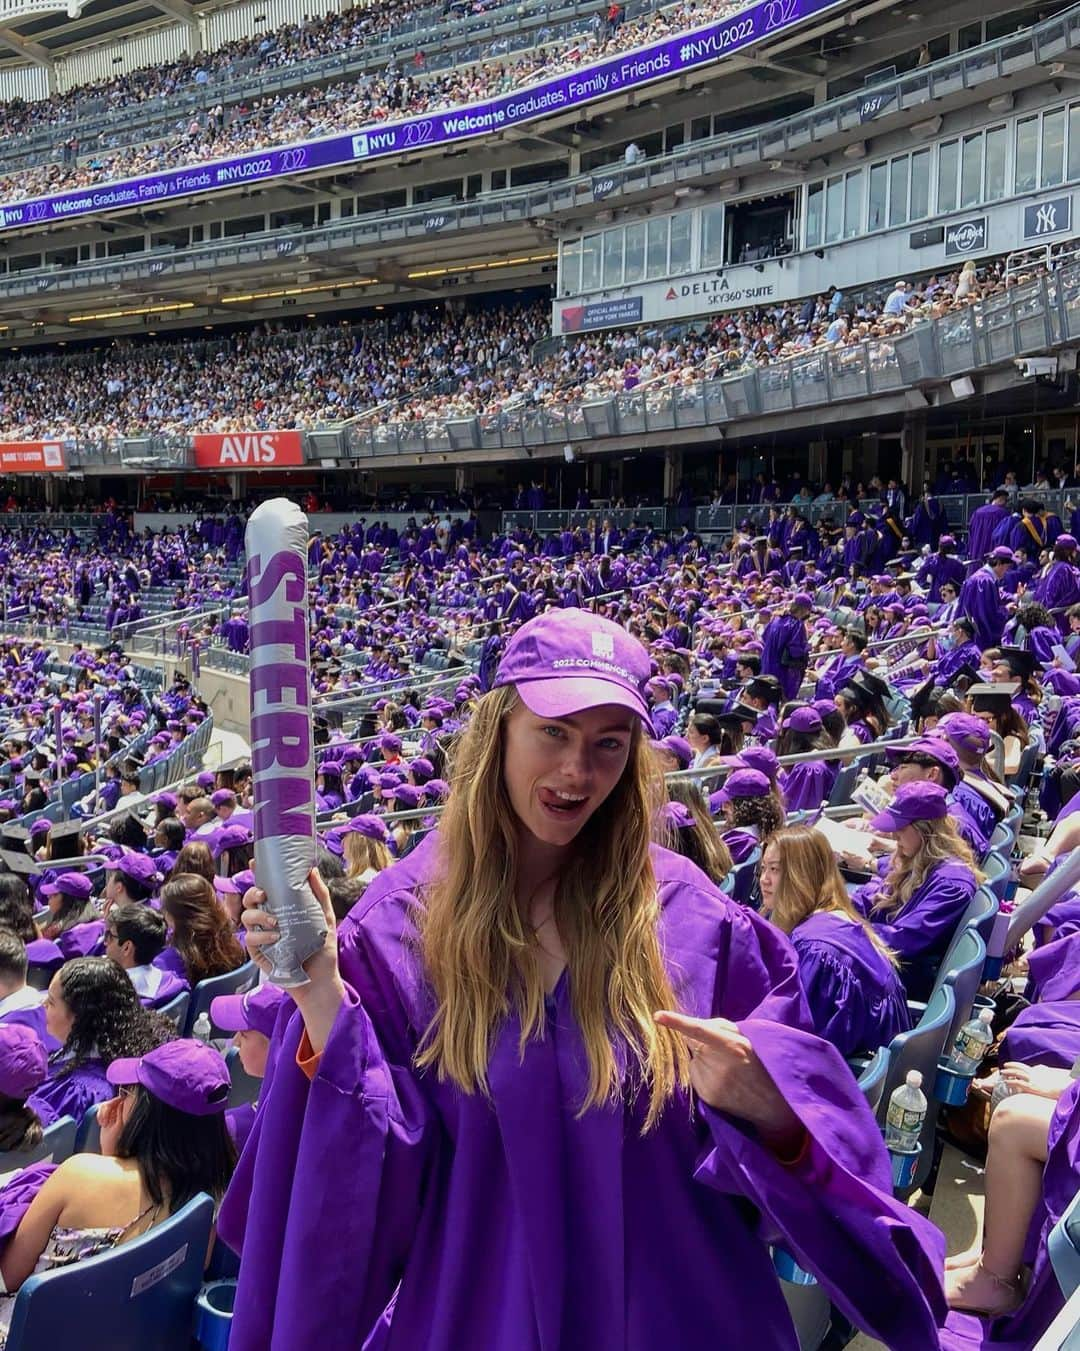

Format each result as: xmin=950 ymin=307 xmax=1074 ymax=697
xmin=958 ymin=547 xmax=1013 ymax=649
xmin=1032 ymin=533 xmax=1080 ymax=628
xmin=760 ymin=827 xmax=910 ymax=1059
xmin=710 ymin=767 xmax=785 ymax=867
xmin=212 ymin=984 xmax=288 ymax=1155
xmin=221 ymin=610 xmax=946 ymax=1351
xmin=760 ymin=593 xmax=812 ymax=700
xmin=26 ymin=958 xmax=166 ymax=1128
xmin=965 ymin=490 xmax=1012 ymax=568
xmin=855 ymin=782 xmax=979 ymax=1000
xmin=775 ymin=705 xmax=839 ymax=811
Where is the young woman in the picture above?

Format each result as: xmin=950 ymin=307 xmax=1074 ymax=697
xmin=685 ymin=713 xmax=725 ymax=770
xmin=775 ymin=706 xmax=838 ymax=810
xmin=968 ymin=686 xmax=1030 ymax=780
xmin=167 ymin=841 xmax=216 ymax=885
xmin=0 ymin=1039 xmax=236 ymax=1334
xmin=37 ymin=874 xmax=101 ymax=959
xmin=27 ymin=958 xmax=167 ymax=1127
xmin=711 ymin=768 xmax=786 ymax=866
xmin=339 ymin=817 xmax=392 ymax=883
xmin=661 ymin=781 xmax=732 ymax=887
xmin=759 ymin=827 xmax=910 ymax=1059
xmin=835 ymin=671 xmax=891 ymax=749
xmin=858 ymin=781 xmax=980 ymax=1000
xmin=221 ymin=610 xmax=944 ymax=1351
xmin=158 ymin=875 xmax=245 ymax=988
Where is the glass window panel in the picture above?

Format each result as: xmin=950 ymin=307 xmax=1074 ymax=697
xmin=805 ymin=180 xmax=824 ymax=246
xmin=1069 ymin=105 xmax=1080 ymax=183
xmin=602 ymin=228 xmax=624 ymax=287
xmin=1042 ymin=107 xmax=1065 ymax=188
xmin=645 ymin=218 xmax=668 ymax=279
xmin=668 ymin=211 xmax=692 ymax=273
xmin=937 ymin=140 xmax=959 ymax=213
xmin=580 ymin=233 xmax=601 ymax=291
xmin=1015 ymin=117 xmax=1038 ymax=193
xmin=889 ymin=156 xmax=909 ymax=226
xmin=623 ymin=222 xmax=645 ymax=283
xmin=909 ymin=150 xmax=929 ymax=220
xmin=985 ymin=126 xmax=1007 ymax=201
xmin=868 ymin=162 xmax=887 ymax=231
xmin=843 ymin=169 xmax=863 ymax=237
xmin=561 ymin=238 xmax=581 ymax=294
xmin=960 ymin=134 xmax=982 ymax=207
xmin=700 ymin=205 xmax=724 ymax=267
xmin=824 ymin=174 xmax=844 ymax=242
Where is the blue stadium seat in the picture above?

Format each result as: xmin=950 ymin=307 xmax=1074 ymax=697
xmin=1050 ymin=1187 xmax=1080 ymax=1300
xmin=722 ymin=847 xmax=760 ymax=906
xmin=74 ymin=1103 xmax=101 ymax=1154
xmin=877 ymin=984 xmax=955 ymax=1195
xmin=183 ymin=961 xmax=258 ymax=1037
xmin=157 ymin=990 xmax=190 ymax=1031
xmin=980 ymin=852 xmax=1011 ymax=903
xmin=853 ymin=1045 xmax=890 ymax=1117
xmin=2 ymin=1193 xmax=213 ymax=1351
xmin=0 ymin=1116 xmax=76 ymax=1171
xmin=225 ymin=1046 xmax=261 ymax=1109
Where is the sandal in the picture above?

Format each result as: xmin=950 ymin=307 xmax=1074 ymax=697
xmin=946 ymin=1260 xmax=1022 ymax=1316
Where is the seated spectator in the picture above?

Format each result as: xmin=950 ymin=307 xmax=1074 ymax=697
xmin=0 ymin=1039 xmax=235 ymax=1330
xmin=103 ymin=853 xmax=160 ymax=914
xmin=104 ymin=904 xmax=189 ymax=1010
xmin=711 ymin=767 xmax=785 ymax=865
xmin=339 ymin=817 xmax=392 ymax=883
xmin=856 ymin=781 xmax=979 ymax=999
xmin=775 ymin=706 xmax=839 ymax=810
xmin=186 ymin=797 xmax=218 ymax=837
xmin=759 ymin=826 xmax=910 ymax=1058
xmin=151 ymin=818 xmax=186 ymax=875
xmin=210 ymin=983 xmax=289 ymax=1152
xmin=157 ymin=875 xmax=245 ymax=987
xmin=0 ymin=933 xmax=47 ymax=1043
xmin=0 ymin=1024 xmax=47 ymax=1165
xmin=37 ymin=874 xmax=101 ymax=958
xmin=167 ymin=840 xmax=216 ymax=885
xmin=661 ymin=781 xmax=732 ymax=887
xmin=27 ymin=957 xmax=167 ymax=1126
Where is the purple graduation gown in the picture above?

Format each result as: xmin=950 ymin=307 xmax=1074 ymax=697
xmin=789 ymin=912 xmax=911 ymax=1059
xmin=760 ymin=615 xmax=809 ymax=700
xmin=779 ymin=760 xmax=837 ymax=812
xmin=857 ymin=859 xmax=977 ymax=1001
xmin=957 ymin=567 xmax=1007 ymax=649
xmin=939 ymin=1080 xmax=1080 ymax=1350
xmin=219 ymin=836 xmax=946 ymax=1351
xmin=26 ymin=1057 xmax=112 ymax=1128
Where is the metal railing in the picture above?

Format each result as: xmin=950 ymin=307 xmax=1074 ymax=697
xmin=0 ymin=4 xmax=1076 ymax=299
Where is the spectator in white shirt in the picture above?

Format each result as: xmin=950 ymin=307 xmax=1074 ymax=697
xmin=884 ymin=281 xmax=910 ymax=316
xmin=0 ymin=934 xmax=47 ymax=1045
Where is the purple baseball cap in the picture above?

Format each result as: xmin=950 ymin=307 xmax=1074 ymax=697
xmin=213 ymin=823 xmax=253 ymax=857
xmin=211 ymin=983 xmax=288 ymax=1040
xmin=934 ymin=713 xmax=991 ymax=756
xmin=792 ymin=592 xmax=814 ymax=610
xmin=731 ymin=747 xmax=780 ymax=781
xmin=424 ymin=779 xmax=449 ymax=802
xmin=107 ymin=1039 xmax=230 ymax=1116
xmin=494 ymin=610 xmax=650 ymax=723
xmin=378 ymin=733 xmax=402 ymax=754
xmin=114 ymin=853 xmax=160 ymax=888
xmin=989 ymin=546 xmax=1014 ymax=563
xmin=660 ymin=800 xmax=695 ymax=830
xmin=1058 ymin=533 xmax=1078 ymax=550
xmin=408 ymin=757 xmax=435 ymax=783
xmin=388 ymin=783 xmax=421 ymax=809
xmin=196 ymin=771 xmax=216 ymax=790
xmin=652 ymin=736 xmax=693 ymax=768
xmin=885 ymin=736 xmax=960 ymax=786
xmin=869 ymin=780 xmax=949 ymax=832
xmin=29 ymin=819 xmax=51 ymax=838
xmin=0 ymin=1024 xmax=47 ymax=1098
xmin=40 ymin=872 xmax=93 ymax=901
xmin=782 ymin=706 xmax=823 ymax=735
xmin=210 ymin=789 xmax=236 ymax=807
xmin=711 ymin=767 xmax=773 ymax=805
xmin=155 ymin=791 xmax=179 ymax=811
xmin=340 ymin=814 xmax=388 ymax=842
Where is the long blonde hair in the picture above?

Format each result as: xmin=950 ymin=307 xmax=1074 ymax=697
xmin=343 ymin=830 xmax=391 ymax=879
xmin=662 ymin=780 xmax=733 ymax=885
xmin=764 ymin=827 xmax=897 ymax=966
xmin=415 ymin=685 xmax=690 ymax=1130
xmin=873 ymin=817 xmax=979 ymax=917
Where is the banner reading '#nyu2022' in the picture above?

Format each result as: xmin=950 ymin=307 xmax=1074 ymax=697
xmin=0 ymin=0 xmax=844 ymax=234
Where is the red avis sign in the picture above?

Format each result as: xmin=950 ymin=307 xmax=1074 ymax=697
xmin=192 ymin=431 xmax=304 ymax=469
xmin=0 ymin=441 xmax=67 ymax=473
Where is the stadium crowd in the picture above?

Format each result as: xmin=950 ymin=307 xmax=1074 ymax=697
xmin=0 ymin=484 xmax=1074 ymax=1346
xmin=0 ymin=257 xmax=1027 ymax=441
xmin=0 ymin=0 xmax=735 ymax=202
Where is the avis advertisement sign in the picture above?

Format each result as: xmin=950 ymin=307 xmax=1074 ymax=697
xmin=193 ymin=431 xmax=304 ymax=469
xmin=0 ymin=441 xmax=66 ymax=473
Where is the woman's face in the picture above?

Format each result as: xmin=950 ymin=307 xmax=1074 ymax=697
xmin=686 ymin=722 xmax=707 ymax=752
xmin=502 ymin=701 xmax=633 ymax=851
xmin=44 ymin=972 xmax=75 ymax=1044
xmin=235 ymin=1028 xmax=271 ymax=1079
xmin=758 ymin=843 xmax=781 ymax=914
xmin=894 ymin=824 xmax=922 ymax=859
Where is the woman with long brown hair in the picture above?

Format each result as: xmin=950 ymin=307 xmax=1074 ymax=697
xmin=856 ymin=780 xmax=980 ymax=1000
xmin=222 ymin=610 xmax=944 ymax=1351
xmin=760 ymin=826 xmax=909 ymax=1058
xmin=159 ymin=874 xmax=245 ymax=988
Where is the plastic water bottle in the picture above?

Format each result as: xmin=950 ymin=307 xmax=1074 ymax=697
xmin=885 ymin=1071 xmax=927 ymax=1152
xmin=192 ymin=1012 xmax=213 ymax=1044
xmin=945 ymin=1008 xmax=995 ymax=1075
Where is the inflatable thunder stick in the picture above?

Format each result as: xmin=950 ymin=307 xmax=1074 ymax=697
xmin=245 ymin=499 xmax=327 ymax=987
